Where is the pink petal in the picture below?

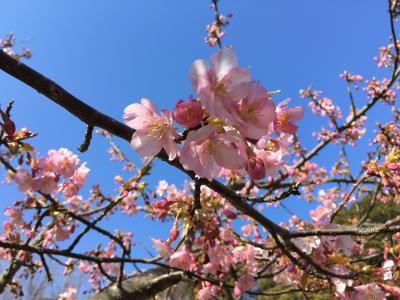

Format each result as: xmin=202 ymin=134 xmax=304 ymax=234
xmin=186 ymin=125 xmax=216 ymax=143
xmin=213 ymin=143 xmax=245 ymax=170
xmin=164 ymin=137 xmax=179 ymax=160
xmin=141 ymin=98 xmax=157 ymax=113
xmin=288 ymin=106 xmax=305 ymax=122
xmin=130 ymin=133 xmax=162 ymax=158
xmin=126 ymin=117 xmax=153 ymax=131
xmin=225 ymin=68 xmax=251 ymax=100
xmin=189 ymin=59 xmax=211 ymax=94
xmin=210 ymin=47 xmax=238 ymax=79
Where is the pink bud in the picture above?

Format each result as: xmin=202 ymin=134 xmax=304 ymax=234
xmin=172 ymin=97 xmax=204 ymax=128
xmin=169 ymin=222 xmax=179 ymax=242
xmin=114 ymin=175 xmax=123 ymax=183
xmin=246 ymin=156 xmax=265 ymax=180
xmin=155 ymin=198 xmax=170 ymax=210
xmin=68 ymin=225 xmax=75 ymax=233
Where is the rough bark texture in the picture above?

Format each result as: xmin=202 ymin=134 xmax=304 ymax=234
xmin=88 ymin=267 xmax=184 ymax=300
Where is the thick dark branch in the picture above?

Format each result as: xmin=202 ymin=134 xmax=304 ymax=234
xmin=0 ymin=50 xmax=133 ymax=141
xmin=89 ymin=267 xmax=184 ymax=300
xmin=289 ymin=224 xmax=400 ymax=238
xmin=251 ymin=182 xmax=300 ymax=203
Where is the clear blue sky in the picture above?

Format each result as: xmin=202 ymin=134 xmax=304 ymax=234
xmin=0 ymin=0 xmax=391 ymax=290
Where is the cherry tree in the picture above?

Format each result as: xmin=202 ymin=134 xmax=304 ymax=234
xmin=0 ymin=1 xmax=400 ymax=299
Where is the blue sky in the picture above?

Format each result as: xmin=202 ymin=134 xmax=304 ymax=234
xmin=0 ymin=0 xmax=392 ymax=292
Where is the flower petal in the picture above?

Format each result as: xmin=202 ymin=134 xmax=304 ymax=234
xmin=211 ymin=47 xmax=238 ymax=79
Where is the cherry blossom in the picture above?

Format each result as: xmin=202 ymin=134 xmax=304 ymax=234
xmin=124 ymin=98 xmax=179 ymax=160
xmin=189 ymin=47 xmax=251 ymax=123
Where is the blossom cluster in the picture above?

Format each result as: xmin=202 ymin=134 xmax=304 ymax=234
xmin=124 ymin=47 xmax=304 ymax=180
xmin=12 ymin=148 xmax=89 ymax=197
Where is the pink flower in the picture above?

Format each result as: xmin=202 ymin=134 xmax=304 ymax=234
xmin=79 ymin=261 xmax=91 ymax=273
xmin=124 ymin=98 xmax=179 ymax=160
xmin=151 ymin=238 xmax=173 ymax=258
xmin=4 ymin=208 xmax=24 ymax=226
xmin=45 ymin=225 xmax=70 ymax=243
xmin=61 ymin=182 xmax=79 ymax=198
xmin=13 ymin=168 xmax=33 ymax=193
xmin=232 ymin=82 xmax=276 ymax=139
xmin=180 ymin=125 xmax=246 ymax=180
xmin=71 ymin=164 xmax=89 ymax=188
xmin=273 ymin=99 xmax=305 ymax=134
xmin=197 ymin=284 xmax=221 ymax=300
xmin=58 ymin=287 xmax=77 ymax=300
xmin=169 ymin=248 xmax=193 ymax=270
xmin=172 ymin=96 xmax=204 ymax=128
xmin=309 ymin=198 xmax=336 ymax=227
xmin=353 ymin=284 xmax=385 ymax=300
xmin=189 ymin=47 xmax=251 ymax=122
xmin=32 ymin=172 xmax=58 ymax=194
xmin=291 ymin=236 xmax=321 ymax=254
xmin=233 ymin=274 xmax=255 ymax=296
xmin=121 ymin=193 xmax=138 ymax=216
xmin=40 ymin=148 xmax=81 ymax=178
xmin=253 ymin=147 xmax=283 ymax=177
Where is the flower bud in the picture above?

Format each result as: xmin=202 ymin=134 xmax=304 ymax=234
xmin=169 ymin=222 xmax=179 ymax=242
xmin=246 ymin=156 xmax=265 ymax=180
xmin=172 ymin=97 xmax=204 ymax=128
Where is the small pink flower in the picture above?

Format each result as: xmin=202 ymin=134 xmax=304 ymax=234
xmin=172 ymin=96 xmax=204 ymax=128
xmin=253 ymin=147 xmax=282 ymax=177
xmin=273 ymin=99 xmax=305 ymax=134
xmin=189 ymin=47 xmax=251 ymax=122
xmin=233 ymin=274 xmax=255 ymax=296
xmin=124 ymin=98 xmax=179 ymax=160
xmin=151 ymin=238 xmax=173 ymax=258
xmin=72 ymin=164 xmax=89 ymax=188
xmin=353 ymin=283 xmax=385 ymax=300
xmin=121 ymin=193 xmax=138 ymax=216
xmin=114 ymin=175 xmax=123 ymax=183
xmin=32 ymin=172 xmax=58 ymax=194
xmin=40 ymin=148 xmax=81 ymax=178
xmin=61 ymin=182 xmax=79 ymax=198
xmin=79 ymin=261 xmax=91 ymax=273
xmin=232 ymin=82 xmax=276 ymax=139
xmin=180 ymin=125 xmax=246 ymax=180
xmin=4 ymin=208 xmax=24 ymax=226
xmin=13 ymin=168 xmax=33 ymax=193
xmin=58 ymin=287 xmax=77 ymax=300
xmin=197 ymin=284 xmax=221 ymax=300
xmin=46 ymin=225 xmax=70 ymax=243
xmin=169 ymin=248 xmax=193 ymax=270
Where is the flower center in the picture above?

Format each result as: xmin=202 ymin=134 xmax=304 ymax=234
xmin=149 ymin=119 xmax=167 ymax=139
xmin=213 ymin=81 xmax=227 ymax=96
xmin=277 ymin=112 xmax=289 ymax=125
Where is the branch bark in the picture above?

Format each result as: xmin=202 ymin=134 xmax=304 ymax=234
xmin=88 ymin=267 xmax=184 ymax=300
